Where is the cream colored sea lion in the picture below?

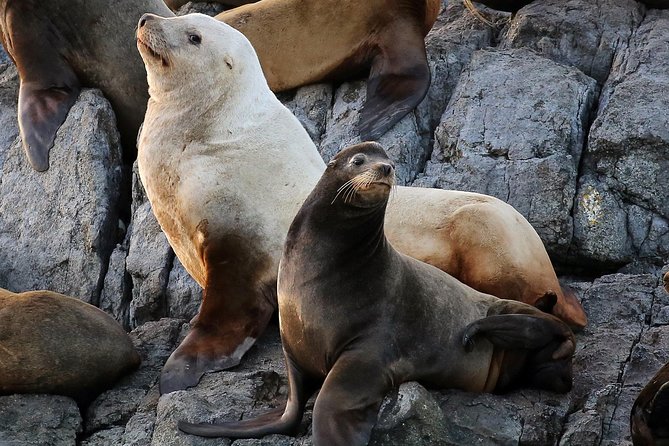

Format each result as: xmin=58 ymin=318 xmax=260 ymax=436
xmin=216 ymin=0 xmax=442 ymax=140
xmin=0 ymin=288 xmax=140 ymax=404
xmin=178 ymin=142 xmax=575 ymax=444
xmin=136 ymin=13 xmax=586 ymax=394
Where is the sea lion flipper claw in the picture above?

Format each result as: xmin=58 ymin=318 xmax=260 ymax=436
xmin=19 ymin=83 xmax=80 ymax=171
xmin=359 ymin=21 xmax=430 ymax=140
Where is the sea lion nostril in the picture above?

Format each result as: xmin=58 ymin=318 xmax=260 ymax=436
xmin=139 ymin=14 xmax=153 ymax=28
xmin=382 ymin=164 xmax=392 ymax=176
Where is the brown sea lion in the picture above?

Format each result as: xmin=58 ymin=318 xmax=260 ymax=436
xmin=0 ymin=288 xmax=140 ymax=404
xmin=136 ymin=12 xmax=586 ymax=394
xmin=178 ymin=142 xmax=576 ymax=445
xmin=631 ymin=361 xmax=669 ymax=446
xmin=0 ymin=0 xmax=173 ymax=171
xmin=663 ymin=271 xmax=669 ymax=294
xmin=216 ymin=0 xmax=442 ymax=140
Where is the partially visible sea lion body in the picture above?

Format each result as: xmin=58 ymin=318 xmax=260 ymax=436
xmin=178 ymin=142 xmax=576 ymax=445
xmin=136 ymin=13 xmax=586 ymax=394
xmin=0 ymin=0 xmax=173 ymax=171
xmin=631 ymin=362 xmax=669 ymax=446
xmin=663 ymin=271 xmax=669 ymax=294
xmin=0 ymin=288 xmax=140 ymax=404
xmin=216 ymin=0 xmax=442 ymax=139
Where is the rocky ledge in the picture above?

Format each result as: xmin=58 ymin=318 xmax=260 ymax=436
xmin=0 ymin=1 xmax=668 ymax=445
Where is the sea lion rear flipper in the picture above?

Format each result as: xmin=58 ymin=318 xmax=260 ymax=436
xmin=19 ymin=82 xmax=80 ymax=171
xmin=359 ymin=21 xmax=431 ymax=140
xmin=5 ymin=5 xmax=82 ymax=171
xmin=462 ymin=314 xmax=574 ymax=359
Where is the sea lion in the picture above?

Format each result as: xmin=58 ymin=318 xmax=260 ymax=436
xmin=136 ymin=12 xmax=586 ymax=394
xmin=663 ymin=271 xmax=669 ymax=294
xmin=178 ymin=142 xmax=576 ymax=444
xmin=0 ymin=0 xmax=173 ymax=171
xmin=631 ymin=362 xmax=669 ymax=446
xmin=216 ymin=0 xmax=442 ymax=140
xmin=0 ymin=288 xmax=140 ymax=404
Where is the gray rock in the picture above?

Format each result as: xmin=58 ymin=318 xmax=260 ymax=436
xmin=166 ymin=257 xmax=202 ymax=322
xmin=417 ymin=0 xmax=505 ymax=136
xmin=573 ymin=9 xmax=669 ymax=266
xmin=279 ymin=84 xmax=333 ymax=146
xmin=0 ymin=88 xmax=123 ymax=304
xmin=370 ymin=382 xmax=449 ymax=446
xmin=416 ymin=48 xmax=597 ymax=258
xmin=319 ymin=81 xmax=425 ymax=186
xmin=500 ymin=0 xmax=644 ymax=83
xmin=0 ymin=64 xmax=19 ymax=168
xmin=81 ymin=427 xmax=125 ymax=446
xmin=126 ymin=201 xmax=174 ymax=328
xmin=100 ymin=239 xmax=132 ymax=330
xmin=0 ymin=45 xmax=9 ymax=65
xmin=0 ymin=394 xmax=82 ymax=446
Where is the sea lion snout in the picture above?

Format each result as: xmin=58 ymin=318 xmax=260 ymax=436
xmin=138 ymin=13 xmax=157 ymax=28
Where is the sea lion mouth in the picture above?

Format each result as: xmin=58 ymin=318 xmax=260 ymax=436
xmin=137 ymin=34 xmax=171 ymax=67
xmin=331 ymin=168 xmax=395 ymax=204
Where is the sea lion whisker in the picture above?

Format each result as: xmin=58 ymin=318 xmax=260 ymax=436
xmin=332 ymin=179 xmax=355 ymax=204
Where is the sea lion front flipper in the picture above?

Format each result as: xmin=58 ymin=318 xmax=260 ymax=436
xmin=18 ymin=82 xmax=80 ymax=171
xmin=462 ymin=314 xmax=574 ymax=359
xmin=359 ymin=20 xmax=430 ymax=140
xmin=312 ymin=355 xmax=389 ymax=446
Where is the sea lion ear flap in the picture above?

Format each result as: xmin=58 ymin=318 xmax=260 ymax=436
xmin=18 ymin=82 xmax=80 ymax=171
xmin=358 ymin=21 xmax=431 ymax=141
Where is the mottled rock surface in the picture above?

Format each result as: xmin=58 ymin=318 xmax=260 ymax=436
xmin=0 ymin=395 xmax=82 ymax=446
xmin=1 ymin=1 xmax=668 ymax=445
xmin=0 ymin=87 xmax=123 ymax=304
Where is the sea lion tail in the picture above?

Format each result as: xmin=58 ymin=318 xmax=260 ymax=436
xmin=178 ymin=405 xmax=299 ymax=438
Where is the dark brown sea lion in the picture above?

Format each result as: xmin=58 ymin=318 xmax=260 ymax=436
xmin=135 ymin=12 xmax=585 ymax=395
xmin=631 ymin=362 xmax=669 ymax=446
xmin=178 ymin=142 xmax=576 ymax=445
xmin=663 ymin=271 xmax=669 ymax=294
xmin=0 ymin=288 xmax=140 ymax=404
xmin=216 ymin=0 xmax=443 ymax=140
xmin=0 ymin=0 xmax=173 ymax=171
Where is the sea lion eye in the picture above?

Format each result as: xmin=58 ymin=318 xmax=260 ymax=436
xmin=352 ymin=156 xmax=365 ymax=166
xmin=188 ymin=34 xmax=202 ymax=45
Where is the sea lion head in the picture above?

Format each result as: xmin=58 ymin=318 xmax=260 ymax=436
xmin=325 ymin=142 xmax=396 ymax=209
xmin=136 ymin=12 xmax=265 ymax=96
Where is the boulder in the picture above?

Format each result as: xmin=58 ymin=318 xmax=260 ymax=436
xmin=0 ymin=88 xmax=123 ymax=304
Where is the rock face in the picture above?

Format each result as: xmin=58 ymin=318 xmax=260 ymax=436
xmin=0 ymin=78 xmax=123 ymax=304
xmin=0 ymin=1 xmax=668 ymax=445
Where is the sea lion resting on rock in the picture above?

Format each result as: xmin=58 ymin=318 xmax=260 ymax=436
xmin=631 ymin=361 xmax=669 ymax=446
xmin=136 ymin=12 xmax=586 ymax=394
xmin=178 ymin=142 xmax=576 ymax=445
xmin=215 ymin=0 xmax=442 ymax=140
xmin=0 ymin=288 xmax=140 ymax=404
